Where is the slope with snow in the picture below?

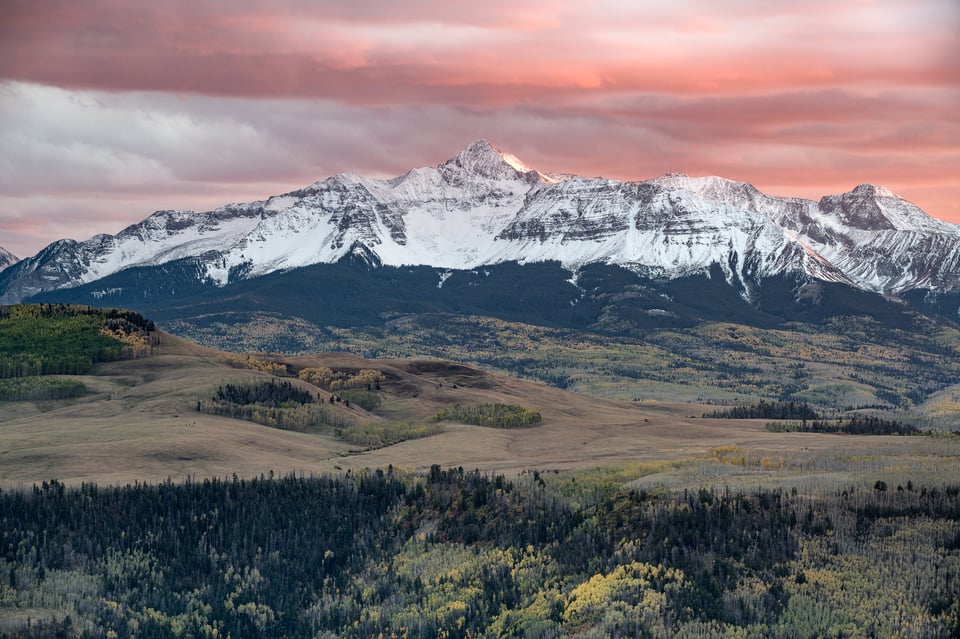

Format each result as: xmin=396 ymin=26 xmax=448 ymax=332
xmin=0 ymin=247 xmax=17 ymax=271
xmin=1 ymin=140 xmax=958 ymax=304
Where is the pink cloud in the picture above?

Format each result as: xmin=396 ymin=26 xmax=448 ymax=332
xmin=2 ymin=1 xmax=956 ymax=101
xmin=0 ymin=0 xmax=957 ymax=257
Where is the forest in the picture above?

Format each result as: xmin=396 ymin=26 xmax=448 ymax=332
xmin=707 ymin=401 xmax=921 ymax=435
xmin=704 ymin=401 xmax=821 ymax=421
xmin=765 ymin=415 xmax=921 ymax=436
xmin=0 ymin=305 xmax=156 ymax=379
xmin=1 ymin=308 xmax=957 ymax=636
xmin=1 ymin=470 xmax=957 ymax=638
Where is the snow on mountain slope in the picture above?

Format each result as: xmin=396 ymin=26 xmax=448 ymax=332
xmin=1 ymin=140 xmax=958 ymax=304
xmin=651 ymin=174 xmax=960 ymax=295
xmin=0 ymin=247 xmax=17 ymax=271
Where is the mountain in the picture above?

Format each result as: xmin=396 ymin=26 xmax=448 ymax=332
xmin=0 ymin=246 xmax=17 ymax=271
xmin=2 ymin=140 xmax=958 ymax=307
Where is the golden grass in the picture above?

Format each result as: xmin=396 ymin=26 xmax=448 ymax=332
xmin=1 ymin=331 xmax=957 ymax=489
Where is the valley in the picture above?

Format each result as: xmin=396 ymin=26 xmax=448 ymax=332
xmin=1 ymin=326 xmax=957 ymax=491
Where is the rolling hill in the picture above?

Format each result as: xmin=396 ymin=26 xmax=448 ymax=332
xmin=1 ymin=314 xmax=955 ymax=488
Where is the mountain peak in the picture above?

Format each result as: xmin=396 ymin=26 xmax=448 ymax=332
xmin=819 ymin=184 xmax=937 ymax=232
xmin=650 ymin=173 xmax=761 ymax=204
xmin=2 ymin=143 xmax=958 ymax=307
xmin=441 ymin=140 xmax=535 ymax=181
xmin=0 ymin=246 xmax=18 ymax=270
xmin=851 ymin=183 xmax=897 ymax=199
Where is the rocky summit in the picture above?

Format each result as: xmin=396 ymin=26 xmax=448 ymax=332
xmin=2 ymin=140 xmax=958 ymax=305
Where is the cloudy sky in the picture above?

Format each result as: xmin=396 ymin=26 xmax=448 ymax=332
xmin=1 ymin=0 xmax=957 ymax=259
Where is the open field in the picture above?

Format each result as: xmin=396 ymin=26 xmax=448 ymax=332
xmin=2 ymin=331 xmax=957 ymax=489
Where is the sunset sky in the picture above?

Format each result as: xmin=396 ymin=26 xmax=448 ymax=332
xmin=1 ymin=0 xmax=957 ymax=259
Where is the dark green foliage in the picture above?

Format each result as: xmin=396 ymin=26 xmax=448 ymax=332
xmin=0 ymin=304 xmax=155 ymax=378
xmin=0 ymin=376 xmax=86 ymax=401
xmin=214 ymin=380 xmax=313 ymax=408
xmin=0 ymin=474 xmax=405 ymax=638
xmin=434 ymin=403 xmax=542 ymax=428
xmin=336 ymin=389 xmax=382 ymax=410
xmin=706 ymin=400 xmax=821 ymax=420
xmin=199 ymin=381 xmax=361 ymax=432
xmin=32 ymin=259 xmax=931 ymax=336
xmin=0 ymin=478 xmax=960 ymax=638
xmin=766 ymin=415 xmax=920 ymax=435
xmin=2 ymin=474 xmax=958 ymax=637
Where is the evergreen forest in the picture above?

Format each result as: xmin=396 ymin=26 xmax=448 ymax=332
xmin=0 ymin=305 xmax=156 ymax=379
xmin=1 ymin=470 xmax=958 ymax=638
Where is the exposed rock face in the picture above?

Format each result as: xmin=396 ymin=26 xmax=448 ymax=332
xmin=2 ymin=140 xmax=958 ymax=304
xmin=0 ymin=247 xmax=18 ymax=271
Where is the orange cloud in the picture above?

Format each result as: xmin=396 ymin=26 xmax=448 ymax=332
xmin=0 ymin=0 xmax=957 ymax=257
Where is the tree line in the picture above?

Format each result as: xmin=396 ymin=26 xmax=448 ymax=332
xmin=434 ymin=403 xmax=542 ymax=428
xmin=704 ymin=400 xmax=821 ymax=421
xmin=766 ymin=414 xmax=920 ymax=435
xmin=213 ymin=380 xmax=314 ymax=408
xmin=1 ymin=472 xmax=957 ymax=638
xmin=0 ymin=304 xmax=157 ymax=378
xmin=0 ymin=377 xmax=86 ymax=401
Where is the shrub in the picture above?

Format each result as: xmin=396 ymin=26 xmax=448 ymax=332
xmin=434 ymin=403 xmax=542 ymax=428
xmin=0 ymin=376 xmax=86 ymax=401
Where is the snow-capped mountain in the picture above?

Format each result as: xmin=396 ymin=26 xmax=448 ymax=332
xmin=2 ymin=140 xmax=958 ymax=304
xmin=0 ymin=247 xmax=17 ymax=271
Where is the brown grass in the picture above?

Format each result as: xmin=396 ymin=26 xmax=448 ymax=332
xmin=0 ymin=331 xmax=953 ymax=487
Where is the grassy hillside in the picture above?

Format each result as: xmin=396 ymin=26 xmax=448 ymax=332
xmin=0 ymin=316 xmax=956 ymax=491
xmin=165 ymin=311 xmax=960 ymax=427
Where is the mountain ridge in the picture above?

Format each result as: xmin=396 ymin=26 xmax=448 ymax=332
xmin=0 ymin=247 xmax=17 ymax=271
xmin=1 ymin=140 xmax=958 ymax=305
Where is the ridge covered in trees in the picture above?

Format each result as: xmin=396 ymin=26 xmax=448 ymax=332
xmin=0 ymin=472 xmax=957 ymax=638
xmin=0 ymin=304 xmax=156 ymax=378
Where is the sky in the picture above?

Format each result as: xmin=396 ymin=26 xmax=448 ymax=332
xmin=0 ymin=0 xmax=958 ymax=259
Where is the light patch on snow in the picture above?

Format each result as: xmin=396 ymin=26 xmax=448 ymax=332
xmin=500 ymin=152 xmax=531 ymax=173
xmin=90 ymin=287 xmax=123 ymax=299
xmin=437 ymin=270 xmax=452 ymax=289
xmin=264 ymin=195 xmax=298 ymax=212
xmin=537 ymin=172 xmax=560 ymax=184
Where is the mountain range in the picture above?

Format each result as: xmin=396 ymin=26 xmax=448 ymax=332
xmin=2 ymin=140 xmax=958 ymax=310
